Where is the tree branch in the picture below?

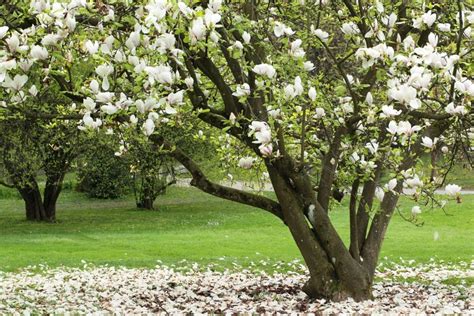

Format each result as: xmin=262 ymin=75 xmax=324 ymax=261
xmin=149 ymin=135 xmax=285 ymax=222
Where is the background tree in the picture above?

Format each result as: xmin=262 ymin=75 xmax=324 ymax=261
xmin=127 ymin=139 xmax=176 ymax=210
xmin=1 ymin=0 xmax=472 ymax=301
xmin=0 ymin=119 xmax=79 ymax=221
xmin=76 ymin=133 xmax=131 ymax=199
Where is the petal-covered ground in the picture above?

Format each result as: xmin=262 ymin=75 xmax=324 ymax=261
xmin=0 ymin=260 xmax=472 ymax=314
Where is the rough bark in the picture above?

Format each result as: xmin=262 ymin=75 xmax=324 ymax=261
xmin=43 ymin=173 xmax=65 ymax=221
xmin=268 ymin=162 xmax=371 ymax=301
xmin=19 ymin=184 xmax=47 ymax=221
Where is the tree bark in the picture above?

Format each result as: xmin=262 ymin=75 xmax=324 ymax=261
xmin=18 ymin=184 xmax=47 ymax=221
xmin=43 ymin=173 xmax=64 ymax=221
xmin=267 ymin=163 xmax=371 ymax=301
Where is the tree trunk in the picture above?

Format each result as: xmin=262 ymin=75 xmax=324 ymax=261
xmin=267 ymin=164 xmax=371 ymax=301
xmin=43 ymin=173 xmax=64 ymax=221
xmin=136 ymin=175 xmax=156 ymax=210
xmin=19 ymin=185 xmax=47 ymax=221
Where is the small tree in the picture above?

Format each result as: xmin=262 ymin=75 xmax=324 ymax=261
xmin=120 ymin=135 xmax=175 ymax=210
xmin=0 ymin=119 xmax=78 ymax=221
xmin=2 ymin=0 xmax=472 ymax=300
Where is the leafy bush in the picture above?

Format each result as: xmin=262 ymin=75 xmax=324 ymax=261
xmin=76 ymin=137 xmax=131 ymax=199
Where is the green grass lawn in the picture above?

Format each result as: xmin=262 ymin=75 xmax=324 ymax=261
xmin=0 ymin=187 xmax=472 ymax=272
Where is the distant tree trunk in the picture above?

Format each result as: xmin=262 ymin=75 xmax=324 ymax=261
xmin=18 ymin=182 xmax=47 ymax=221
xmin=43 ymin=172 xmax=65 ymax=221
xmin=135 ymin=171 xmax=175 ymax=210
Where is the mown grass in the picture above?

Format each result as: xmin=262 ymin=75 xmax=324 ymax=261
xmin=0 ymin=186 xmax=472 ymax=272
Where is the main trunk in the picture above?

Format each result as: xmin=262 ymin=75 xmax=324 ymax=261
xmin=267 ymin=164 xmax=372 ymax=301
xmin=43 ymin=174 xmax=64 ymax=221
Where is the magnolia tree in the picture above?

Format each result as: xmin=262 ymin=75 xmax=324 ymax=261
xmin=1 ymin=0 xmax=473 ymax=300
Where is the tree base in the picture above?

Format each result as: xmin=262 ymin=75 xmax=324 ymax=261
xmin=302 ymin=277 xmax=371 ymax=302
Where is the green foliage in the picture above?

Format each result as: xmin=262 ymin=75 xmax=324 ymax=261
xmin=76 ymin=135 xmax=131 ymax=199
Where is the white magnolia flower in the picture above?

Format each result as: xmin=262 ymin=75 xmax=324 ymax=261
xmin=0 ymin=59 xmax=17 ymax=82
xmin=96 ymin=64 xmax=114 ymax=90
xmin=146 ymin=65 xmax=173 ymax=85
xmin=30 ymin=45 xmax=49 ymax=60
xmin=268 ymin=108 xmax=281 ymax=119
xmin=101 ymin=104 xmax=118 ymax=115
xmin=41 ymin=34 xmax=61 ymax=46
xmin=65 ymin=15 xmax=77 ymax=31
xmin=445 ymin=102 xmax=467 ymax=115
xmin=403 ymin=35 xmax=416 ymax=50
xmin=289 ymin=39 xmax=305 ymax=58
xmin=6 ymin=34 xmax=20 ymax=52
xmin=365 ymin=92 xmax=373 ymax=105
xmin=422 ymin=10 xmax=437 ymax=27
xmin=135 ymin=98 xmax=156 ymax=114
xmin=208 ymin=0 xmax=222 ymax=13
xmin=101 ymin=36 xmax=115 ymax=55
xmin=273 ymin=22 xmax=294 ymax=37
xmin=238 ymin=157 xmax=254 ymax=169
xmin=85 ymin=40 xmax=99 ymax=55
xmin=350 ymin=152 xmax=360 ymax=163
xmin=184 ymin=77 xmax=194 ymax=89
xmin=397 ymin=121 xmax=422 ymax=136
xmin=411 ymin=206 xmax=422 ymax=215
xmin=230 ymin=40 xmax=242 ymax=50
xmin=454 ymin=79 xmax=474 ymax=96
xmin=437 ymin=23 xmax=451 ymax=32
xmin=204 ymin=9 xmax=221 ymax=28
xmin=365 ymin=140 xmax=379 ymax=154
xmin=284 ymin=84 xmax=296 ymax=100
xmin=82 ymin=113 xmax=102 ymax=129
xmin=382 ymin=13 xmax=397 ymax=28
xmin=130 ymin=114 xmax=138 ymax=124
xmin=341 ymin=22 xmax=359 ymax=35
xmin=229 ymin=112 xmax=236 ymax=125
xmin=143 ymin=118 xmax=155 ymax=136
xmin=166 ymin=90 xmax=184 ymax=105
xmin=259 ymin=143 xmax=273 ymax=157
xmin=294 ymin=76 xmax=303 ymax=95
xmin=375 ymin=187 xmax=385 ymax=201
xmin=313 ymin=28 xmax=329 ymax=42
xmin=28 ymin=85 xmax=38 ymax=96
xmin=308 ymin=87 xmax=317 ymax=101
xmin=387 ymin=120 xmax=399 ymax=134
xmin=385 ymin=178 xmax=398 ymax=192
xmin=242 ymin=31 xmax=251 ymax=44
xmin=96 ymin=92 xmax=114 ymax=103
xmin=390 ymin=84 xmax=417 ymax=105
xmin=0 ymin=26 xmax=8 ymax=39
xmin=253 ymin=129 xmax=272 ymax=145
xmin=2 ymin=74 xmax=28 ymax=91
xmin=445 ymin=184 xmax=461 ymax=196
xmin=126 ymin=31 xmax=141 ymax=50
xmin=421 ymin=136 xmax=437 ymax=149
xmin=314 ymin=107 xmax=325 ymax=118
xmin=428 ymin=33 xmax=438 ymax=47
xmin=190 ymin=18 xmax=206 ymax=44
xmin=233 ymin=83 xmax=251 ymax=97
xmin=90 ymin=80 xmax=100 ymax=94
xmin=252 ymin=64 xmax=276 ymax=79
xmin=177 ymin=2 xmax=194 ymax=18
xmin=405 ymin=175 xmax=423 ymax=188
xmin=83 ymin=97 xmax=96 ymax=111
xmin=303 ymin=61 xmax=315 ymax=71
